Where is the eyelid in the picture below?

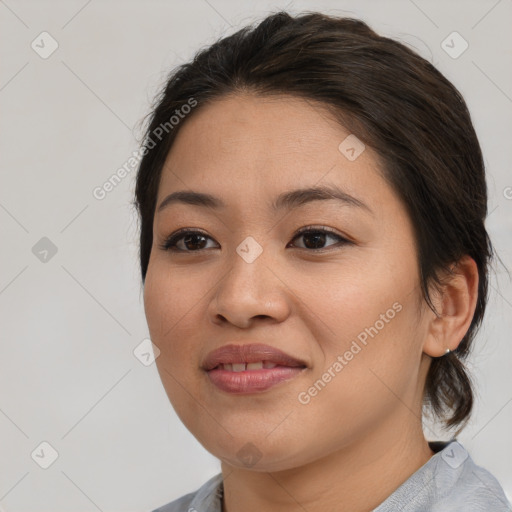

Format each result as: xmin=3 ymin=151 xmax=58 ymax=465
xmin=288 ymin=225 xmax=352 ymax=250
xmin=291 ymin=224 xmax=348 ymax=240
xmin=158 ymin=227 xmax=216 ymax=252
xmin=159 ymin=225 xmax=352 ymax=252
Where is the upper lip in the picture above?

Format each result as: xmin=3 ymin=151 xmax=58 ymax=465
xmin=202 ymin=343 xmax=307 ymax=371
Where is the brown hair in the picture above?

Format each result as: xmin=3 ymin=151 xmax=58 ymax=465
xmin=134 ymin=11 xmax=495 ymax=432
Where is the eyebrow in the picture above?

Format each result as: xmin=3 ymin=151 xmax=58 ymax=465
xmin=156 ymin=184 xmax=373 ymax=215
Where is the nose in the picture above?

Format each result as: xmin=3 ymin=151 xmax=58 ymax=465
xmin=207 ymin=243 xmax=291 ymax=329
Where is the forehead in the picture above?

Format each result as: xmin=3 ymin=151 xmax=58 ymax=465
xmin=167 ymin=93 xmax=347 ymax=166
xmin=156 ymin=93 xmax=399 ymax=216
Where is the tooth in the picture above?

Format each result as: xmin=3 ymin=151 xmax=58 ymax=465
xmin=246 ymin=361 xmax=263 ymax=370
xmin=223 ymin=363 xmax=233 ymax=371
xmin=263 ymin=361 xmax=277 ymax=369
xmin=232 ymin=363 xmax=246 ymax=372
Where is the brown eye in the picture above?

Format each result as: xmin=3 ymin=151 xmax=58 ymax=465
xmin=160 ymin=226 xmax=351 ymax=253
xmin=288 ymin=227 xmax=350 ymax=250
xmin=160 ymin=230 xmax=218 ymax=252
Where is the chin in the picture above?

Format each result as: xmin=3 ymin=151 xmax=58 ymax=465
xmin=198 ymin=431 xmax=312 ymax=473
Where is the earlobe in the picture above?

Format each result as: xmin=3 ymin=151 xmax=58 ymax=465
xmin=422 ymin=255 xmax=479 ymax=358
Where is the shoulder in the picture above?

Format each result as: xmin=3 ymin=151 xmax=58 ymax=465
xmin=430 ymin=441 xmax=511 ymax=511
xmin=150 ymin=473 xmax=223 ymax=512
xmin=374 ymin=440 xmax=511 ymax=512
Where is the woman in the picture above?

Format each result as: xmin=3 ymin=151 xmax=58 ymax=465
xmin=135 ymin=10 xmax=511 ymax=512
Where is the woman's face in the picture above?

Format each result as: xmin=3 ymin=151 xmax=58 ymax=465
xmin=144 ymin=93 xmax=433 ymax=471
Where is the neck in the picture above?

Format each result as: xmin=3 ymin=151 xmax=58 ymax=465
xmin=220 ymin=417 xmax=434 ymax=512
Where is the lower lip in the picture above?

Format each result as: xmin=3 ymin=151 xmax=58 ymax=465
xmin=206 ymin=366 xmax=305 ymax=393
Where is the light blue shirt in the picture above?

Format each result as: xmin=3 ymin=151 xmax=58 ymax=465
xmin=151 ymin=440 xmax=511 ymax=511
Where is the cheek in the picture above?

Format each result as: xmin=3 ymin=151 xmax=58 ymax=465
xmin=143 ymin=262 xmax=200 ymax=363
xmin=297 ymin=305 xmax=421 ymax=444
xmin=295 ymin=255 xmax=412 ymax=350
xmin=296 ymin=256 xmax=422 ymax=407
xmin=144 ymin=263 xmax=207 ymax=425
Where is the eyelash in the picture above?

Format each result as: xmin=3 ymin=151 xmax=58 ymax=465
xmin=159 ymin=226 xmax=352 ymax=253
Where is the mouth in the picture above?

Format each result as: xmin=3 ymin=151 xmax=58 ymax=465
xmin=202 ymin=343 xmax=308 ymax=371
xmin=214 ymin=361 xmax=286 ymax=371
xmin=202 ymin=343 xmax=307 ymax=394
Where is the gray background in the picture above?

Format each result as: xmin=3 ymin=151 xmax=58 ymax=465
xmin=0 ymin=0 xmax=511 ymax=510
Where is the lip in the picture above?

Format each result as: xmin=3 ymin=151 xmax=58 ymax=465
xmin=202 ymin=343 xmax=307 ymax=371
xmin=202 ymin=343 xmax=308 ymax=394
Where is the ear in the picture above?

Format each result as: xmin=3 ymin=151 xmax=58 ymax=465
xmin=422 ymin=255 xmax=479 ymax=358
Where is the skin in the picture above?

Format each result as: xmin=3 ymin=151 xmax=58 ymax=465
xmin=143 ymin=93 xmax=479 ymax=512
